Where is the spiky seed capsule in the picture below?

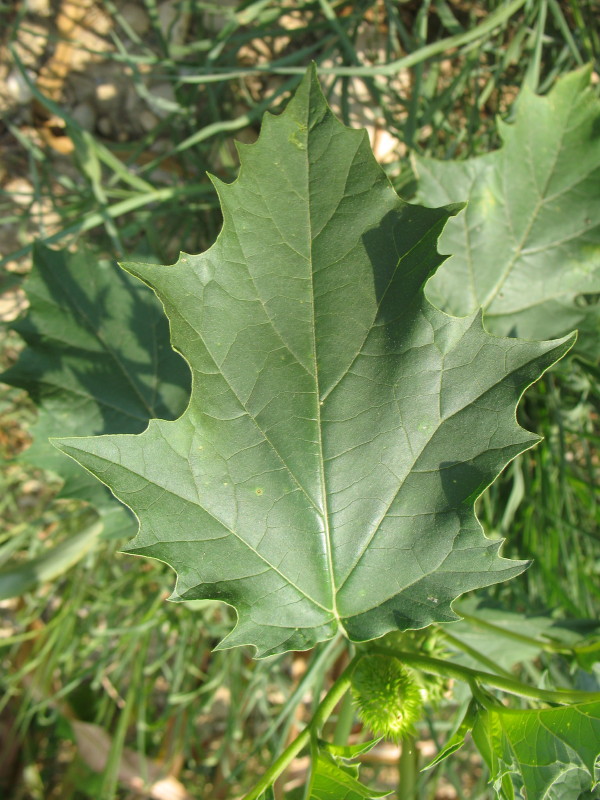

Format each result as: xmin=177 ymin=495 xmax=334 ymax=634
xmin=378 ymin=630 xmax=450 ymax=707
xmin=351 ymin=654 xmax=423 ymax=741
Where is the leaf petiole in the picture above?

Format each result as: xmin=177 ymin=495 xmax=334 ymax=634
xmin=369 ymin=646 xmax=600 ymax=705
xmin=241 ymin=658 xmax=357 ymax=800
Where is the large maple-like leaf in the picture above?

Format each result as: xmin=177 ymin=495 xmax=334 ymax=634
xmin=1 ymin=244 xmax=190 ymax=538
xmin=415 ymin=68 xmax=600 ymax=356
xmin=53 ymin=67 xmax=572 ymax=657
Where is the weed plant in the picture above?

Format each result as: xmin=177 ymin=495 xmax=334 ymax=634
xmin=0 ymin=2 xmax=599 ymax=798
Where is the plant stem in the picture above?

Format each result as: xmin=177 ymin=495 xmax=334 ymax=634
xmin=172 ymin=0 xmax=528 ymax=81
xmin=0 ymin=515 xmax=103 ymax=600
xmin=0 ymin=185 xmax=214 ymax=269
xmin=241 ymin=657 xmax=357 ymax=800
xmin=245 ymin=636 xmax=343 ymax=762
xmin=436 ymin=628 xmax=515 ymax=679
xmin=302 ymin=736 xmax=320 ymax=800
xmin=370 ymin=647 xmax=600 ymax=705
xmin=397 ymin=734 xmax=418 ymax=800
xmin=332 ymin=690 xmax=356 ymax=746
xmin=243 ymin=638 xmax=600 ymax=799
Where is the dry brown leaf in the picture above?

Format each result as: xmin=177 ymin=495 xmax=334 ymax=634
xmin=72 ymin=721 xmax=194 ymax=800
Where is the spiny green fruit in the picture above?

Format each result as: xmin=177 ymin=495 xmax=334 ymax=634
xmin=351 ymin=654 xmax=423 ymax=741
xmin=379 ymin=629 xmax=450 ymax=707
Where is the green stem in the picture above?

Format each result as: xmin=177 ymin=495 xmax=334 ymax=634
xmin=241 ymin=657 xmax=358 ymax=800
xmin=333 ymin=690 xmax=356 ymax=746
xmin=397 ymin=734 xmax=418 ymax=800
xmin=302 ymin=736 xmax=320 ymax=800
xmin=244 ymin=636 xmax=600 ymax=800
xmin=0 ymin=185 xmax=214 ymax=269
xmin=574 ymin=640 xmax=600 ymax=656
xmin=177 ymin=0 xmax=527 ymax=82
xmin=437 ymin=628 xmax=515 ymax=680
xmin=469 ymin=680 xmax=500 ymax=711
xmin=370 ymin=647 xmax=600 ymax=705
xmin=0 ymin=516 xmax=103 ymax=600
xmin=246 ymin=636 xmax=344 ymax=763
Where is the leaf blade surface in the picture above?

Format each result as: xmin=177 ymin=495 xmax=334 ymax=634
xmin=472 ymin=701 xmax=600 ymax=799
xmin=416 ymin=67 xmax=600 ymax=355
xmin=53 ymin=67 xmax=573 ymax=656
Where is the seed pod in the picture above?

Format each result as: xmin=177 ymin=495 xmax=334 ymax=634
xmin=378 ymin=629 xmax=450 ymax=707
xmin=351 ymin=654 xmax=423 ymax=741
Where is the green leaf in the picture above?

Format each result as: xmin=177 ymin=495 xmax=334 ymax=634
xmin=309 ymin=750 xmax=390 ymax=800
xmin=415 ymin=67 xmax=600 ymax=356
xmin=576 ymin=640 xmax=600 ymax=673
xmin=322 ymin=738 xmax=382 ymax=759
xmin=449 ymin=598 xmax=593 ymax=672
xmin=53 ymin=66 xmax=573 ymax=657
xmin=0 ymin=513 xmax=103 ymax=600
xmin=1 ymin=243 xmax=190 ymax=538
xmin=472 ymin=701 xmax=600 ymax=799
xmin=423 ymin=698 xmax=478 ymax=770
